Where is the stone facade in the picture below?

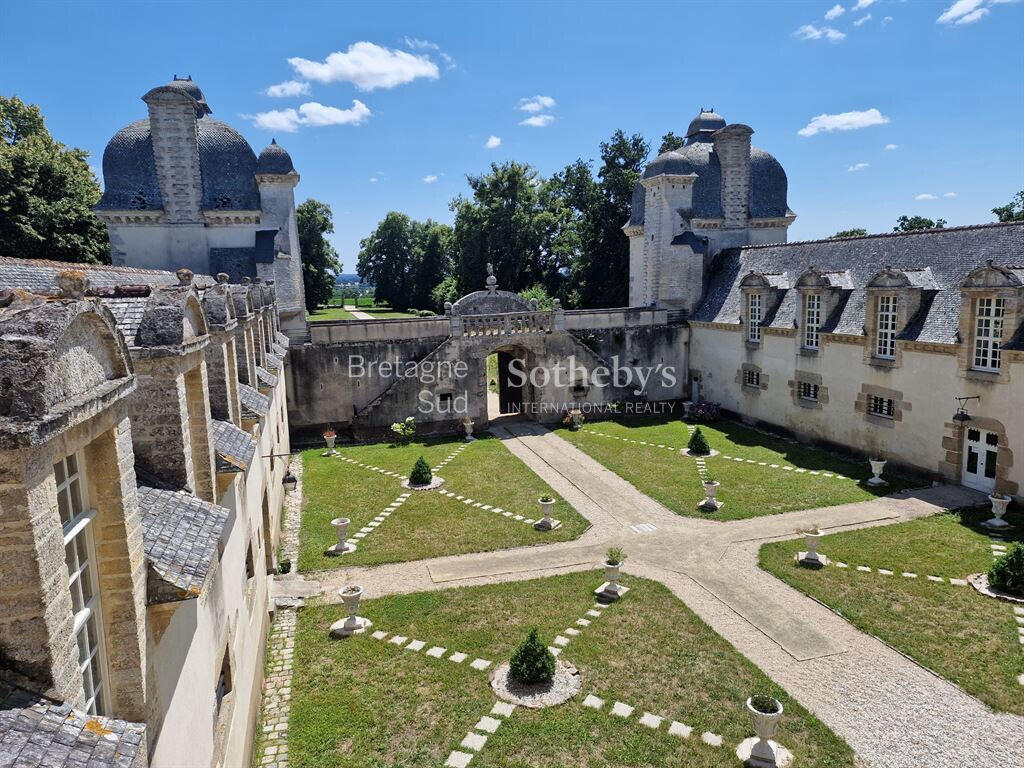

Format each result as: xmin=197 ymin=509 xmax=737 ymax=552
xmin=0 ymin=258 xmax=290 ymax=768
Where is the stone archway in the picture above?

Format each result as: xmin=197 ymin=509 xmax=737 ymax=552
xmin=484 ymin=344 xmax=533 ymax=422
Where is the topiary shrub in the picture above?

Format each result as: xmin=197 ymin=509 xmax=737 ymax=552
xmin=509 ymin=628 xmax=556 ymax=686
xmin=409 ymin=456 xmax=432 ymax=486
xmin=688 ymin=427 xmax=711 ymax=455
xmin=988 ymin=543 xmax=1024 ymax=596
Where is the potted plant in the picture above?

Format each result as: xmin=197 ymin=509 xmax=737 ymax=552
xmin=699 ymin=474 xmax=722 ymax=512
xmin=985 ymin=492 xmax=1011 ymax=529
xmin=569 ymin=408 xmax=584 ymax=430
xmin=330 ymin=584 xmax=372 ymax=637
xmin=322 ymin=428 xmax=337 ymax=456
xmin=534 ymin=495 xmax=561 ymax=531
xmin=746 ymin=693 xmax=784 ymax=765
xmin=327 ymin=517 xmax=355 ymax=555
xmin=797 ymin=528 xmax=828 ymax=567
xmin=461 ymin=415 xmax=475 ymax=442
xmin=867 ymin=457 xmax=887 ymax=486
xmin=597 ymin=547 xmax=630 ymax=600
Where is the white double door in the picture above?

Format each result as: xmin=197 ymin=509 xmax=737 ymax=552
xmin=962 ymin=427 xmax=998 ymax=493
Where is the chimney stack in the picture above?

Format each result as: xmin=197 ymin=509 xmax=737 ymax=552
xmin=713 ymin=124 xmax=754 ymax=227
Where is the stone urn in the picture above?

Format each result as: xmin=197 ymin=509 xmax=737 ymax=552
xmin=462 ymin=416 xmax=475 ymax=442
xmin=797 ymin=529 xmax=828 ymax=567
xmin=867 ymin=458 xmax=887 ymax=486
xmin=329 ymin=585 xmax=372 ymax=637
xmin=745 ymin=696 xmax=784 ymax=767
xmin=326 ymin=517 xmax=355 ymax=556
xmin=699 ymin=480 xmax=722 ymax=511
xmin=984 ymin=494 xmax=1011 ymax=529
xmin=595 ymin=558 xmax=630 ymax=601
xmin=534 ymin=497 xmax=561 ymax=531
xmin=682 ymin=401 xmax=694 ymax=420
xmin=322 ymin=432 xmax=338 ymax=456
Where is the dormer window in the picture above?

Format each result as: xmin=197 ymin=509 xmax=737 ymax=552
xmin=746 ymin=293 xmax=762 ymax=343
xmin=972 ymin=297 xmax=1005 ymax=371
xmin=803 ymin=293 xmax=821 ymax=350
xmin=875 ymin=295 xmax=898 ymax=359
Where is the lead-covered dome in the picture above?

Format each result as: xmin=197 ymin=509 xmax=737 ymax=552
xmin=97 ymin=114 xmax=260 ymax=211
xmin=685 ymin=108 xmax=726 ymax=144
xmin=165 ymin=76 xmax=211 ymax=116
xmin=256 ymin=139 xmax=296 ymax=175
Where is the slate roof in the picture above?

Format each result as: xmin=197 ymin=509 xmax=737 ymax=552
xmin=691 ymin=222 xmax=1024 ymax=345
xmin=97 ymin=116 xmax=260 ymax=212
xmin=0 ymin=256 xmax=215 ymax=295
xmin=274 ymin=331 xmax=290 ymax=348
xmin=239 ymin=383 xmax=269 ymax=418
xmin=256 ymin=139 xmax=296 ymax=175
xmin=0 ymin=678 xmax=146 ymax=768
xmin=271 ymin=342 xmax=288 ymax=357
xmin=97 ymin=297 xmax=148 ymax=346
xmin=138 ymin=485 xmax=229 ymax=603
xmin=255 ymin=366 xmax=278 ymax=389
xmin=211 ymin=419 xmax=256 ymax=472
xmin=265 ymin=353 xmax=283 ymax=373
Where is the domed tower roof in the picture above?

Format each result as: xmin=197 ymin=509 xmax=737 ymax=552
xmin=166 ymin=75 xmax=211 ymax=115
xmin=685 ymin=108 xmax=726 ymax=144
xmin=256 ymin=139 xmax=296 ymax=175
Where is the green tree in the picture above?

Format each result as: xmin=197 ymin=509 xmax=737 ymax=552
xmin=658 ymin=131 xmax=686 ymax=154
xmin=992 ymin=190 xmax=1024 ymax=222
xmin=296 ymin=199 xmax=341 ymax=313
xmin=509 ymin=628 xmax=556 ymax=685
xmin=0 ymin=95 xmax=109 ymax=263
xmin=358 ymin=213 xmax=453 ymax=311
xmin=409 ymin=456 xmax=432 ymax=486
xmin=833 ymin=228 xmax=867 ymax=238
xmin=894 ymin=215 xmax=945 ymax=232
xmin=688 ymin=427 xmax=711 ymax=455
xmin=409 ymin=220 xmax=454 ymax=310
xmin=430 ymin=273 xmax=459 ymax=312
xmin=518 ymin=283 xmax=555 ymax=310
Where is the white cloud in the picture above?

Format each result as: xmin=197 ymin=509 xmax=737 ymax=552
xmin=369 ymin=177 xmax=378 ymax=183
xmin=288 ymin=42 xmax=439 ymax=91
xmin=798 ymin=108 xmax=889 ymax=136
xmin=854 ymin=13 xmax=872 ymax=26
xmin=518 ymin=96 xmax=556 ymax=113
xmin=916 ymin=193 xmax=938 ymax=200
xmin=265 ymin=80 xmax=311 ymax=98
xmin=852 ymin=0 xmax=875 ymax=9
xmin=825 ymin=4 xmax=845 ymax=20
xmin=848 ymin=162 xmax=870 ymax=171
xmin=520 ymin=114 xmax=555 ymax=127
xmin=422 ymin=175 xmax=438 ymax=183
xmin=936 ymin=0 xmax=1009 ymax=25
xmin=794 ymin=24 xmax=847 ymax=42
xmin=485 ymin=135 xmax=502 ymax=149
xmin=403 ymin=36 xmax=439 ymax=50
xmin=885 ymin=143 xmax=899 ymax=150
xmin=882 ymin=15 xmax=893 ymax=25
xmin=955 ymin=7 xmax=990 ymax=23
xmin=243 ymin=100 xmax=371 ymax=132
xmin=944 ymin=191 xmax=958 ymax=198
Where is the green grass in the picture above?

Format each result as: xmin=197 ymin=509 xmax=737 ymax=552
xmin=557 ymin=416 xmax=924 ymax=521
xmin=307 ymin=306 xmax=359 ymax=322
xmin=287 ymin=571 xmax=854 ymax=768
xmin=298 ymin=434 xmax=588 ymax=572
xmin=760 ymin=505 xmax=1024 ymax=714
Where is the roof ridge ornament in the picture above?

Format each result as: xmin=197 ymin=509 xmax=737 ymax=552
xmin=485 ymin=263 xmax=498 ymax=294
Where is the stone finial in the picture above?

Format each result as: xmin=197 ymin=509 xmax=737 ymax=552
xmin=242 ymin=277 xmax=252 ymax=284
xmin=56 ymin=269 xmax=89 ymax=299
xmin=444 ymin=301 xmax=453 ymax=315
xmin=553 ymin=298 xmax=562 ymax=311
xmin=485 ymin=263 xmax=497 ymax=294
xmin=254 ymin=277 xmax=263 ymax=284
xmin=176 ymin=267 xmax=194 ymax=286
xmin=216 ymin=272 xmax=230 ymax=284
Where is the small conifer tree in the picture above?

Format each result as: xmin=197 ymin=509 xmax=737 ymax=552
xmin=688 ymin=427 xmax=711 ymax=455
xmin=509 ymin=627 xmax=556 ymax=685
xmin=409 ymin=456 xmax=432 ymax=486
xmin=988 ymin=543 xmax=1024 ymax=596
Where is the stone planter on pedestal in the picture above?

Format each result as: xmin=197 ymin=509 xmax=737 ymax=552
xmin=699 ymin=480 xmax=723 ymax=512
xmin=595 ymin=559 xmax=630 ymax=601
xmin=462 ymin=417 xmax=475 ymax=442
xmin=983 ymin=494 xmax=1012 ymax=530
xmin=322 ymin=433 xmax=338 ymax=457
xmin=534 ymin=498 xmax=561 ymax=531
xmin=329 ymin=585 xmax=372 ymax=637
xmin=683 ymin=401 xmax=694 ymax=420
xmin=796 ymin=529 xmax=828 ymax=567
xmin=867 ymin=458 xmax=887 ymax=487
xmin=736 ymin=697 xmax=792 ymax=767
xmin=325 ymin=517 xmax=356 ymax=556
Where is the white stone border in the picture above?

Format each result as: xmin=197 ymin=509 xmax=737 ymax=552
xmin=401 ymin=475 xmax=445 ymax=491
xmin=369 ymin=629 xmax=494 ymax=671
xmin=437 ymin=489 xmax=538 ymax=526
xmin=580 ymin=690 xmax=725 ymax=749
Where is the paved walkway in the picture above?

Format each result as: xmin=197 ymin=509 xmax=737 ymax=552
xmin=275 ymin=424 xmax=1024 ymax=768
xmin=346 ymin=307 xmax=375 ymax=320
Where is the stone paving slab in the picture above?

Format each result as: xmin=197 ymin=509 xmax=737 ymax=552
xmin=444 ymin=750 xmax=473 ymax=767
xmin=610 ymin=701 xmax=634 ymax=718
xmin=474 ymin=716 xmax=501 ymax=733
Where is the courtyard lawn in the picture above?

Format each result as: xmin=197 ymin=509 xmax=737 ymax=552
xmin=297 ymin=435 xmax=588 ymax=572
xmin=558 ymin=416 xmax=924 ymax=521
xmin=287 ymin=571 xmax=854 ymax=768
xmin=760 ymin=505 xmax=1024 ymax=715
xmin=307 ymin=306 xmax=358 ymax=322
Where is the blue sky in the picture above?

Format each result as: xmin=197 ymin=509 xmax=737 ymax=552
xmin=3 ymin=0 xmax=1022 ymax=271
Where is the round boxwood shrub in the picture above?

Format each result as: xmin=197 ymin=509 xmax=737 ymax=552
xmin=509 ymin=627 xmax=556 ymax=686
xmin=409 ymin=456 xmax=432 ymax=486
xmin=988 ymin=543 xmax=1024 ymax=596
xmin=688 ymin=427 xmax=711 ymax=455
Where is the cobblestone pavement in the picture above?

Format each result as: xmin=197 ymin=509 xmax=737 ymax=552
xmin=269 ymin=427 xmax=1024 ymax=768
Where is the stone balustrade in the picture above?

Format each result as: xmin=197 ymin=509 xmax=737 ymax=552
xmin=459 ymin=311 xmax=554 ymax=337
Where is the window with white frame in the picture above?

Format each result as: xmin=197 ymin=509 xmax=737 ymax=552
xmin=803 ymin=293 xmax=821 ymax=349
xmin=799 ymin=382 xmax=819 ymax=401
xmin=875 ymin=295 xmax=898 ymax=358
xmin=56 ymin=453 xmax=108 ymax=716
xmin=743 ymin=368 xmax=761 ymax=387
xmin=746 ymin=293 xmax=762 ymax=343
xmin=972 ymin=297 xmax=1005 ymax=371
xmin=868 ymin=395 xmax=895 ymax=418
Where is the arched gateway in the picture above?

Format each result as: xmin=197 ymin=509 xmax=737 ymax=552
xmin=289 ymin=266 xmax=687 ymax=440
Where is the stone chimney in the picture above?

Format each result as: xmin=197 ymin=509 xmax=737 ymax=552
xmin=713 ymin=124 xmax=754 ymax=228
xmin=143 ymin=83 xmax=203 ymax=224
